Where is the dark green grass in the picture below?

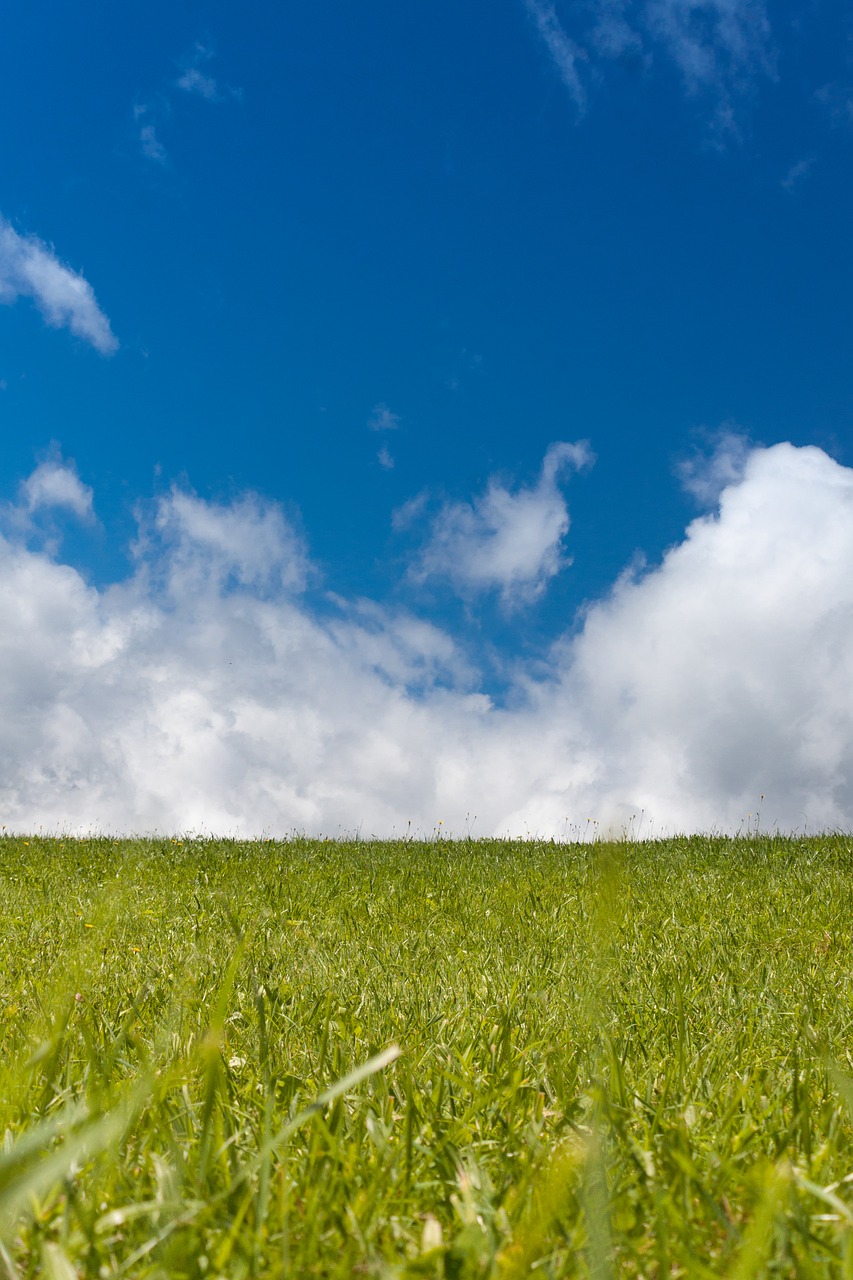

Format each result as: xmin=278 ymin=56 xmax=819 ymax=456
xmin=3 ymin=834 xmax=853 ymax=1276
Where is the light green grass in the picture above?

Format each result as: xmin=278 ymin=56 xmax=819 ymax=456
xmin=2 ymin=834 xmax=853 ymax=1276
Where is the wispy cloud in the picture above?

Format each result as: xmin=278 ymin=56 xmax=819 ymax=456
xmin=136 ymin=41 xmax=240 ymax=164
xmin=369 ymin=405 xmax=400 ymax=469
xmin=781 ymin=156 xmax=815 ymax=192
xmin=177 ymin=67 xmax=218 ymax=100
xmin=0 ymin=216 xmax=117 ymax=354
xmin=816 ymin=82 xmax=853 ymax=127
xmin=646 ymin=0 xmax=774 ymax=101
xmin=139 ymin=122 xmax=167 ymax=164
xmin=411 ymin=441 xmax=593 ymax=607
xmin=524 ymin=0 xmax=588 ymax=111
xmin=677 ymin=426 xmax=752 ymax=506
xmin=4 ymin=442 xmax=853 ymax=836
xmin=368 ymin=402 xmax=402 ymax=431
xmin=524 ymin=0 xmax=775 ymax=128
xmin=0 ymin=451 xmax=96 ymax=557
xmin=589 ymin=0 xmax=644 ymax=58
xmin=176 ymin=43 xmax=240 ymax=102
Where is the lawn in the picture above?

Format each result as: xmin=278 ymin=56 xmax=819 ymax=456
xmin=2 ymin=834 xmax=853 ymax=1277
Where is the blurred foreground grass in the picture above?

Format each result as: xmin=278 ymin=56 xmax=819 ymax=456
xmin=3 ymin=835 xmax=853 ymax=1276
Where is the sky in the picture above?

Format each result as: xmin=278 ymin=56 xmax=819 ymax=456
xmin=2 ymin=0 xmax=853 ymax=837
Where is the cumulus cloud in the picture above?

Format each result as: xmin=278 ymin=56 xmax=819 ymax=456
xmin=412 ymin=441 xmax=593 ymax=606
xmin=0 ymin=478 xmax=479 ymax=836
xmin=4 ymin=441 xmax=853 ymax=838
xmin=0 ymin=217 xmax=117 ymax=354
xmin=141 ymin=487 xmax=310 ymax=596
xmin=21 ymin=456 xmax=94 ymax=521
xmin=531 ymin=442 xmax=853 ymax=837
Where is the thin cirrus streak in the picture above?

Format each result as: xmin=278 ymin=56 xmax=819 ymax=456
xmin=523 ymin=0 xmax=588 ymax=109
xmin=524 ymin=0 xmax=774 ymax=124
xmin=1 ymin=440 xmax=852 ymax=838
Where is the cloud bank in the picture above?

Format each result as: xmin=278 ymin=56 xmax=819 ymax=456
xmin=0 ymin=217 xmax=117 ymax=354
xmin=3 ymin=441 xmax=853 ymax=837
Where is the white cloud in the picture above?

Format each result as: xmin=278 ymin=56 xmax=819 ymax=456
xmin=21 ymin=457 xmax=94 ymax=521
xmin=369 ymin=403 xmax=401 ymax=432
xmin=0 ymin=453 xmax=96 ymax=553
xmin=142 ymin=487 xmax=309 ymax=596
xmin=524 ymin=0 xmax=588 ymax=110
xmin=4 ymin=441 xmax=853 ymax=838
xmin=412 ymin=441 xmax=593 ymax=606
xmin=532 ymin=442 xmax=853 ymax=837
xmin=378 ymin=446 xmax=395 ymax=470
xmin=0 ymin=217 xmax=117 ymax=354
xmin=325 ymin=597 xmax=475 ymax=692
xmin=677 ymin=427 xmax=751 ymax=506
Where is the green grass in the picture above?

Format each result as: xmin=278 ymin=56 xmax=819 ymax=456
xmin=3 ymin=834 xmax=853 ymax=1277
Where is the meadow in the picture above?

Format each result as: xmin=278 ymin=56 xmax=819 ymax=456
xmin=2 ymin=834 xmax=853 ymax=1277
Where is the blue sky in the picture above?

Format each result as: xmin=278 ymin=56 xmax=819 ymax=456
xmin=2 ymin=0 xmax=853 ymax=836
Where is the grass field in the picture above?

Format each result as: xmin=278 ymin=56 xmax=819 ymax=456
xmin=3 ymin=834 xmax=853 ymax=1277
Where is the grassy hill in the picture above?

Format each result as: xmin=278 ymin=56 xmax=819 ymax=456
xmin=2 ymin=834 xmax=853 ymax=1276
